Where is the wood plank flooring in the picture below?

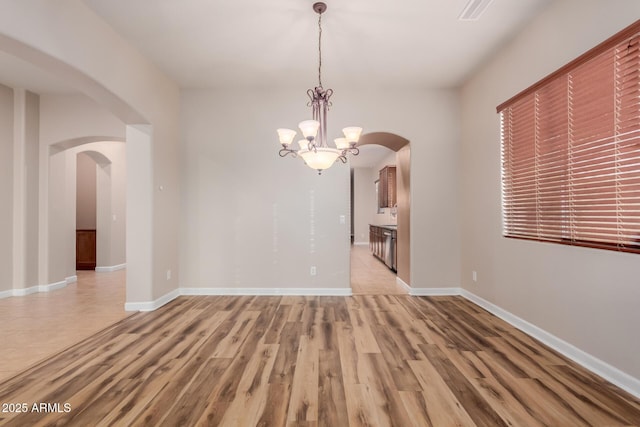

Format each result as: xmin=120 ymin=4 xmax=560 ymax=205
xmin=1 ymin=294 xmax=639 ymax=426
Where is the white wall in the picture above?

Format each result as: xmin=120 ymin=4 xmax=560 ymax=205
xmin=460 ymin=0 xmax=640 ymax=381
xmin=181 ymin=87 xmax=460 ymax=291
xmin=76 ymin=152 xmax=97 ymax=229
xmin=0 ymin=1 xmax=181 ymax=306
xmin=23 ymin=91 xmax=39 ymax=288
xmin=94 ymin=143 xmax=126 ymax=268
xmin=352 ymin=167 xmax=376 ymax=244
xmin=180 ymin=89 xmax=351 ymax=291
xmin=0 ymin=84 xmax=13 ymax=292
xmin=39 ymin=94 xmax=126 ymax=147
xmin=0 ymin=87 xmax=40 ymax=294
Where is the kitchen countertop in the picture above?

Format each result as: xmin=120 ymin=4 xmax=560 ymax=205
xmin=370 ymin=224 xmax=397 ymax=230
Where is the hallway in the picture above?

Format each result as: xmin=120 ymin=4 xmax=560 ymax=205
xmin=0 ymin=270 xmax=129 ymax=381
xmin=350 ymin=244 xmax=408 ymax=295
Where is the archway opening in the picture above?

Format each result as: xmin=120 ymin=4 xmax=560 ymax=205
xmin=48 ymin=139 xmax=127 ymax=286
xmin=76 ymin=152 xmax=98 ymax=270
xmin=349 ymin=132 xmax=411 ymax=295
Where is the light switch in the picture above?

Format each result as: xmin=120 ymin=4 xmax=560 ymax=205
xmin=339 ymin=215 xmax=346 ymax=224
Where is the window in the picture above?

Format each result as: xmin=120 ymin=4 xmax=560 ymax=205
xmin=498 ymin=20 xmax=640 ymax=253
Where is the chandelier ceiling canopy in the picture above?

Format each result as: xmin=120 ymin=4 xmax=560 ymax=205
xmin=277 ymin=2 xmax=362 ymax=174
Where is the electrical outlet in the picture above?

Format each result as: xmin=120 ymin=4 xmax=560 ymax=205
xmin=472 ymin=271 xmax=477 ymax=282
xmin=310 ymin=266 xmax=317 ymax=276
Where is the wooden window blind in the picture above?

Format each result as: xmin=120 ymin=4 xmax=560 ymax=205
xmin=498 ymin=20 xmax=640 ymax=253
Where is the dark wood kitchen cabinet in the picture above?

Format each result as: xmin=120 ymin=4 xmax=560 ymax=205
xmin=378 ymin=166 xmax=396 ymax=208
xmin=369 ymin=225 xmax=397 ymax=272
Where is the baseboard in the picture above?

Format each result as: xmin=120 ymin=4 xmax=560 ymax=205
xmin=95 ymin=263 xmax=126 ymax=273
xmin=39 ymin=280 xmax=68 ymax=292
xmin=124 ymin=288 xmax=180 ymax=312
xmin=396 ymin=276 xmax=411 ymax=292
xmin=353 ymin=242 xmax=369 ymax=246
xmin=12 ymin=286 xmax=39 ymax=296
xmin=125 ymin=286 xmax=352 ymax=311
xmin=409 ymin=286 xmax=462 ymax=296
xmin=8 ymin=279 xmax=68 ymax=297
xmin=37 ymin=280 xmax=67 ymax=293
xmin=180 ymin=287 xmax=353 ymax=296
xmin=460 ymin=289 xmax=640 ymax=399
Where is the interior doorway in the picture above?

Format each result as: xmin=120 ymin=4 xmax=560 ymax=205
xmin=76 ymin=152 xmax=97 ymax=270
xmin=48 ymin=140 xmax=126 ymax=279
xmin=349 ymin=132 xmax=411 ymax=295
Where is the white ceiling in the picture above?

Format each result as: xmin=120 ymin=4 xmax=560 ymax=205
xmin=82 ymin=0 xmax=552 ymax=90
xmin=0 ymin=0 xmax=554 ymax=93
xmin=0 ymin=0 xmax=553 ymax=167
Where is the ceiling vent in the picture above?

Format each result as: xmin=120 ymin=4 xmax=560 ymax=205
xmin=458 ymin=0 xmax=495 ymax=21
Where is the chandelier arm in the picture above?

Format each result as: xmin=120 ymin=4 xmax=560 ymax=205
xmin=338 ymin=155 xmax=347 ymax=164
xmin=306 ymin=89 xmax=315 ymax=106
xmin=307 ymin=140 xmax=317 ymax=152
xmin=349 ymin=147 xmax=360 ymax=156
xmin=279 ymin=148 xmax=298 ymax=158
xmin=325 ymin=88 xmax=333 ymax=108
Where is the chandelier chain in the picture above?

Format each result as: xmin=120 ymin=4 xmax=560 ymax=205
xmin=318 ymin=12 xmax=322 ymax=88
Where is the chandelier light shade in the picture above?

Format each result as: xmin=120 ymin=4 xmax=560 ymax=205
xmin=277 ymin=2 xmax=361 ymax=174
xmin=299 ymin=148 xmax=341 ymax=171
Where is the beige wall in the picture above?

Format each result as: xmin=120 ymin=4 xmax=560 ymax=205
xmin=23 ymin=91 xmax=40 ymax=288
xmin=180 ymin=89 xmax=351 ymax=290
xmin=460 ymin=0 xmax=640 ymax=380
xmin=0 ymin=88 xmax=39 ymax=293
xmin=39 ymin=94 xmax=125 ymax=147
xmin=396 ymin=145 xmax=410 ymax=285
xmin=352 ymin=167 xmax=376 ymax=244
xmin=181 ymin=87 xmax=460 ymax=291
xmin=76 ymin=152 xmax=97 ymax=230
xmin=95 ymin=143 xmax=126 ymax=268
xmin=0 ymin=2 xmax=180 ymax=306
xmin=0 ymin=84 xmax=13 ymax=292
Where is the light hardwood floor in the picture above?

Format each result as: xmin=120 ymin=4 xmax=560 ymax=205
xmin=1 ymin=291 xmax=639 ymax=426
xmin=0 ymin=270 xmax=129 ymax=382
xmin=350 ymin=244 xmax=407 ymax=295
xmin=0 ymin=242 xmax=399 ymax=381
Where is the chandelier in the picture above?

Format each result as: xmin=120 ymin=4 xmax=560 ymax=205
xmin=277 ymin=2 xmax=362 ymax=174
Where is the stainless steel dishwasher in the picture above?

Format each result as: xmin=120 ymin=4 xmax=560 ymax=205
xmin=383 ymin=230 xmax=393 ymax=269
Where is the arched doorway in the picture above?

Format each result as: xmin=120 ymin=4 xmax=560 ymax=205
xmin=48 ymin=138 xmax=127 ymax=284
xmin=73 ymin=145 xmax=127 ymax=273
xmin=76 ymin=151 xmax=98 ymax=270
xmin=350 ymin=132 xmax=410 ymax=294
xmin=0 ymin=13 xmax=164 ymax=309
